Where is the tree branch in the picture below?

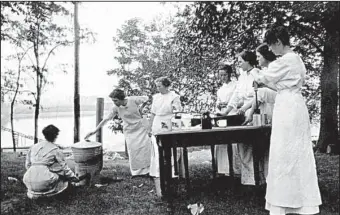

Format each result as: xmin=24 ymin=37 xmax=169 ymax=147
xmin=41 ymin=41 xmax=71 ymax=71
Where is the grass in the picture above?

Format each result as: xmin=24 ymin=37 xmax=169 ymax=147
xmin=1 ymin=151 xmax=339 ymax=215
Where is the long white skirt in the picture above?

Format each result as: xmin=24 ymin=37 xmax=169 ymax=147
xmin=124 ymin=119 xmax=151 ymax=176
xmin=265 ymin=90 xmax=321 ymax=214
xmin=150 ymin=115 xmax=184 ymax=178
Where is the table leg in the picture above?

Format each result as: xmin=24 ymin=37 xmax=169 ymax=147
xmin=211 ymin=144 xmax=216 ymax=179
xmin=227 ymin=143 xmax=234 ymax=178
xmin=164 ymin=145 xmax=173 ymax=208
xmin=158 ymin=141 xmax=165 ymax=196
xmin=252 ymin=136 xmax=260 ymax=186
xmin=183 ymin=146 xmax=190 ymax=192
xmin=172 ymin=147 xmax=178 ymax=176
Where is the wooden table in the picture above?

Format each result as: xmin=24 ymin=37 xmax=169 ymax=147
xmin=155 ymin=125 xmax=271 ymax=206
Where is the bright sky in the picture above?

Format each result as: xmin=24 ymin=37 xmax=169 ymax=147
xmin=1 ymin=2 xmax=186 ymax=103
xmin=41 ymin=2 xmax=184 ymax=100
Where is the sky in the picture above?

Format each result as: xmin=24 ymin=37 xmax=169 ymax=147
xmin=1 ymin=2 xmax=186 ymax=103
xmin=45 ymin=2 xmax=183 ymax=100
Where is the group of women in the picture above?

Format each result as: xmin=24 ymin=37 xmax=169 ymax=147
xmin=215 ymin=25 xmax=321 ymax=215
xmin=215 ymin=44 xmax=278 ymax=185
xmin=23 ymin=25 xmax=321 ymax=215
xmin=85 ymin=76 xmax=183 ymax=196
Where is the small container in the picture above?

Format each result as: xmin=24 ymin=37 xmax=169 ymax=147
xmin=217 ymin=119 xmax=227 ymax=127
xmin=172 ymin=113 xmax=182 ymax=130
xmin=261 ymin=114 xmax=268 ymax=125
xmin=252 ymin=114 xmax=261 ymax=126
xmin=202 ymin=112 xmax=212 ymax=129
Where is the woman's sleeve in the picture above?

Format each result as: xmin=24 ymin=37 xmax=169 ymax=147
xmin=250 ymin=59 xmax=290 ymax=85
xmin=54 ymin=149 xmax=76 ymax=179
xmin=108 ymin=106 xmax=118 ymax=120
xmin=150 ymin=95 xmax=157 ymax=114
xmin=227 ymin=85 xmax=242 ymax=109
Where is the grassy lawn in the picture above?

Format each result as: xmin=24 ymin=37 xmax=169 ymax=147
xmin=1 ymin=151 xmax=339 ymax=215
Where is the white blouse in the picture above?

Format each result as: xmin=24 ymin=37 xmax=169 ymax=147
xmin=151 ymin=91 xmax=182 ymax=116
xmin=250 ymin=52 xmax=305 ymax=91
xmin=216 ymin=81 xmax=237 ymax=106
xmin=227 ymin=68 xmax=258 ymax=109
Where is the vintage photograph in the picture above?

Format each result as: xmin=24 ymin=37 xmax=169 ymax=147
xmin=1 ymin=1 xmax=339 ymax=215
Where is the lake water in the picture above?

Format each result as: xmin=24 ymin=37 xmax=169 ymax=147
xmin=1 ymin=111 xmax=126 ymax=151
xmin=1 ymin=111 xmax=320 ymax=151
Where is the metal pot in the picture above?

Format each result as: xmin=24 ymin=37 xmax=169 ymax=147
xmin=71 ymin=140 xmax=102 ymax=163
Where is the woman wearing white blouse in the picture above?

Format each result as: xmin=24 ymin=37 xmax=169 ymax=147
xmin=220 ymin=51 xmax=267 ymax=185
xmin=149 ymin=76 xmax=184 ymax=196
xmin=251 ymin=26 xmax=321 ymax=215
xmin=215 ymin=65 xmax=241 ymax=176
xmin=85 ymin=89 xmax=151 ymax=177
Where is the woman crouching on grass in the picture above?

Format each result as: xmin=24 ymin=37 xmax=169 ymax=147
xmin=23 ymin=125 xmax=80 ymax=199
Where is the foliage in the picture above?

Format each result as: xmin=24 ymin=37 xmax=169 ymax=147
xmin=178 ymin=2 xmax=339 ymax=151
xmin=173 ymin=2 xmax=333 ymax=121
xmin=1 ymin=2 xmax=96 ymax=143
xmin=108 ymin=12 xmax=222 ymax=113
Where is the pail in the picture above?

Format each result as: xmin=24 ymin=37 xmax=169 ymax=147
xmin=71 ymin=140 xmax=102 ymax=163
xmin=72 ymin=140 xmax=103 ymax=185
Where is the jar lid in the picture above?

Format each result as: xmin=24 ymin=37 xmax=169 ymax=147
xmin=72 ymin=140 xmax=102 ymax=149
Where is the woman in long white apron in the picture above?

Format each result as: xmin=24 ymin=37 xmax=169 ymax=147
xmin=85 ymin=89 xmax=151 ymax=176
xmin=243 ymin=44 xmax=278 ymax=179
xmin=251 ymin=26 xmax=321 ymax=215
xmin=149 ymin=76 xmax=183 ymax=196
xmin=215 ymin=64 xmax=241 ymax=176
xmin=221 ymin=50 xmax=265 ymax=185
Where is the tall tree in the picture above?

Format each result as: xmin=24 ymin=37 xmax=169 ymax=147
xmin=73 ymin=2 xmax=80 ymax=143
xmin=2 ymin=2 xmax=73 ymax=143
xmin=174 ymin=1 xmax=339 ymax=153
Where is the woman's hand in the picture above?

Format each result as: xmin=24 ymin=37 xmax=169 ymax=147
xmin=217 ymin=102 xmax=227 ymax=109
xmin=85 ymin=131 xmax=96 ymax=140
xmin=236 ymin=108 xmax=246 ymax=115
xmin=242 ymin=114 xmax=253 ymax=125
xmin=70 ymin=175 xmax=80 ymax=183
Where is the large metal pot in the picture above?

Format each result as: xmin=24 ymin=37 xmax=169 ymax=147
xmin=71 ymin=140 xmax=102 ymax=163
xmin=71 ymin=140 xmax=103 ymax=186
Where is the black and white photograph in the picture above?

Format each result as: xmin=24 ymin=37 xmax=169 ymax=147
xmin=1 ymin=1 xmax=339 ymax=215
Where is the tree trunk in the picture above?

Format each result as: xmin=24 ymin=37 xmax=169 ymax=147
xmin=73 ymin=2 xmax=80 ymax=143
xmin=317 ymin=23 xmax=339 ymax=153
xmin=10 ymin=103 xmax=16 ymax=151
xmin=34 ymin=75 xmax=41 ymax=144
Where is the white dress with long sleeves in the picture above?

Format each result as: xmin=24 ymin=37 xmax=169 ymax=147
xmin=251 ymin=52 xmax=322 ymax=214
xmin=149 ymin=91 xmax=183 ymax=177
xmin=227 ymin=68 xmax=267 ymax=185
xmin=215 ymin=81 xmax=241 ymax=176
xmin=109 ymin=96 xmax=151 ymax=176
xmin=227 ymin=69 xmax=257 ymax=116
xmin=23 ymin=141 xmax=76 ymax=198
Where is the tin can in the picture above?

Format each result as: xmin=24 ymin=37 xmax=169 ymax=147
xmin=252 ymin=114 xmax=261 ymax=126
xmin=261 ymin=114 xmax=268 ymax=125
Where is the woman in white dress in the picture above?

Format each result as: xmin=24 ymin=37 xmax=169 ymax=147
xmin=85 ymin=89 xmax=151 ymax=177
xmin=148 ymin=76 xmax=183 ymax=196
xmin=241 ymin=44 xmax=278 ymax=180
xmin=215 ymin=64 xmax=241 ymax=176
xmin=244 ymin=43 xmax=278 ymax=125
xmin=220 ymin=51 xmax=266 ymax=185
xmin=23 ymin=125 xmax=80 ymax=199
xmin=250 ymin=26 xmax=322 ymax=215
